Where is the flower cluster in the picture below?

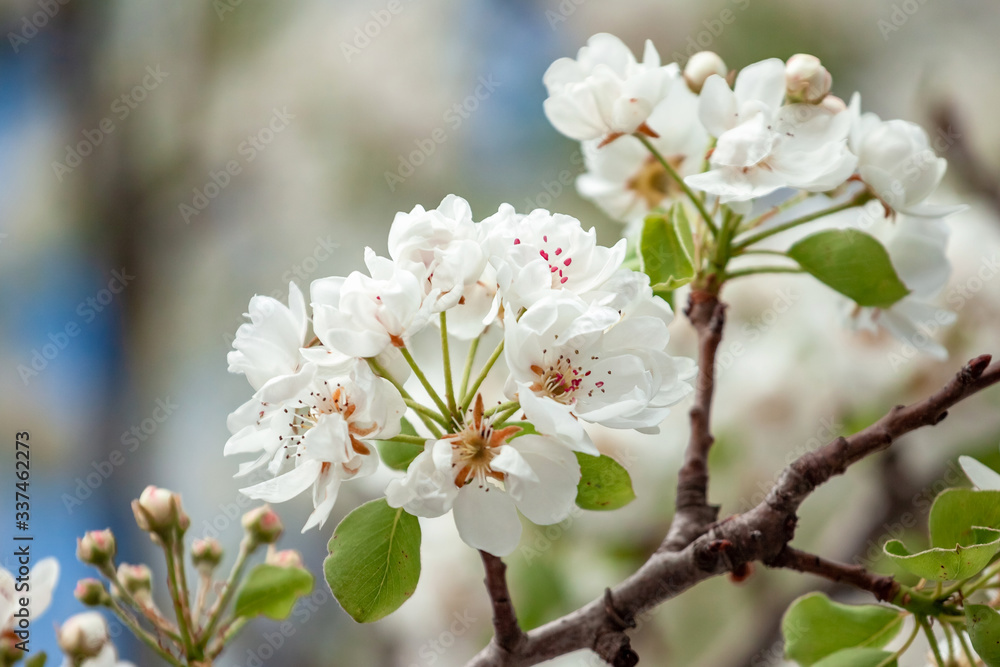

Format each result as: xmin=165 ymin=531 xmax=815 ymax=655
xmin=226 ymin=195 xmax=695 ymax=554
xmin=547 ymin=34 xmax=962 ymax=354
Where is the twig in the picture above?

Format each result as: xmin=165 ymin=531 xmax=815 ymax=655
xmin=479 ymin=551 xmax=526 ymax=655
xmin=765 ymin=546 xmax=898 ymax=602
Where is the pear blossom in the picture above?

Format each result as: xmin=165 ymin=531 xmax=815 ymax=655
xmin=504 ymin=285 xmax=694 ymax=453
xmin=683 ymin=51 xmax=727 ymax=94
xmin=227 ymin=359 xmax=404 ymax=531
xmin=784 ymin=54 xmax=831 ymax=104
xmin=388 ymin=194 xmax=487 ymax=311
xmin=849 ymin=94 xmax=963 ymax=217
xmin=228 ymin=282 xmax=309 ymax=391
xmin=1 ymin=557 xmax=58 ymax=632
xmin=483 ymin=205 xmax=627 ymax=312
xmin=311 ymin=248 xmax=433 ymax=358
xmin=62 ymin=644 xmax=136 ymax=667
xmin=386 ymin=396 xmax=581 ymax=556
xmin=576 ymin=79 xmax=710 ymax=229
xmin=848 ymin=215 xmax=955 ymax=359
xmin=543 ymin=33 xmax=678 ymax=143
xmin=57 ymin=613 xmax=134 ymax=667
xmin=686 ymin=58 xmax=857 ymax=202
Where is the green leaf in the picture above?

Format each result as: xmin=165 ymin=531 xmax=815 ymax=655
xmin=377 ymin=418 xmax=423 ymax=471
xmin=967 ymin=604 xmax=1000 ymax=666
xmin=960 ymin=456 xmax=1000 ymax=491
xmin=812 ymin=648 xmax=897 ymax=667
xmin=787 ymin=229 xmax=909 ymax=308
xmin=640 ymin=206 xmax=696 ymax=291
xmin=24 ymin=653 xmax=47 ymax=667
xmin=782 ymin=592 xmax=905 ymax=666
xmin=233 ymin=564 xmax=314 ymax=620
xmin=324 ymin=498 xmax=421 ymax=623
xmin=574 ymin=453 xmax=636 ymax=511
xmin=930 ymin=489 xmax=1000 ymax=548
xmin=884 ymin=527 xmax=1000 ymax=581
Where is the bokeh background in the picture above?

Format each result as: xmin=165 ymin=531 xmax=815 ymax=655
xmin=2 ymin=0 xmax=1000 ymax=664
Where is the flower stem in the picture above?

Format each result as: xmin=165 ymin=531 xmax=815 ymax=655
xmin=723 ymin=266 xmax=804 ymax=281
xmin=460 ymin=339 xmax=505 ymax=414
xmin=741 ymin=191 xmax=809 ymax=232
xmin=109 ymin=599 xmax=186 ymax=667
xmin=404 ymin=399 xmax=449 ymax=429
xmin=918 ymin=615 xmax=946 ymax=667
xmin=383 ymin=434 xmax=431 ymax=445
xmin=492 ymin=403 xmax=522 ymax=427
xmin=199 ymin=537 xmax=253 ymax=651
xmin=440 ymin=313 xmax=458 ymax=418
xmin=162 ymin=536 xmax=198 ymax=658
xmin=460 ymin=336 xmax=481 ymax=401
xmin=400 ymin=346 xmax=452 ymax=423
xmin=367 ymin=357 xmax=444 ymax=438
xmin=880 ymin=617 xmax=919 ymax=667
xmin=485 ymin=401 xmax=519 ymax=418
xmin=636 ymin=134 xmax=718 ymax=236
xmin=953 ymin=623 xmax=977 ymax=666
xmin=732 ymin=191 xmax=872 ymax=251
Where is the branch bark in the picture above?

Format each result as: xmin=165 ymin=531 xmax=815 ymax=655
xmin=765 ymin=546 xmax=898 ymax=603
xmin=466 ymin=354 xmax=1000 ymax=667
xmin=479 ymin=551 xmax=527 ymax=656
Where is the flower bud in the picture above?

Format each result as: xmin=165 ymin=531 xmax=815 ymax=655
xmin=684 ymin=51 xmax=727 ymax=94
xmin=57 ymin=611 xmax=108 ymax=660
xmin=116 ymin=563 xmax=153 ymax=605
xmin=819 ymin=95 xmax=847 ymax=114
xmin=785 ymin=54 xmax=832 ymax=104
xmin=74 ymin=578 xmax=110 ymax=607
xmin=132 ymin=485 xmax=189 ymax=537
xmin=0 ymin=632 xmax=25 ymax=663
xmin=241 ymin=505 xmax=283 ymax=546
xmin=76 ymin=529 xmax=116 ymax=568
xmin=191 ymin=537 xmax=224 ymax=575
xmin=266 ymin=547 xmax=304 ymax=570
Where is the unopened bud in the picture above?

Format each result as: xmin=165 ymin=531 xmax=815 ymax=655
xmin=819 ymin=94 xmax=847 ymax=114
xmin=0 ymin=633 xmax=25 ymax=663
xmin=132 ymin=485 xmax=189 ymax=537
xmin=77 ymin=529 xmax=116 ymax=568
xmin=785 ymin=54 xmax=832 ymax=104
xmin=266 ymin=547 xmax=304 ymax=570
xmin=116 ymin=563 xmax=153 ymax=605
xmin=191 ymin=537 xmax=224 ymax=575
xmin=684 ymin=51 xmax=727 ymax=94
xmin=74 ymin=578 xmax=110 ymax=607
xmin=241 ymin=505 xmax=283 ymax=546
xmin=57 ymin=611 xmax=108 ymax=659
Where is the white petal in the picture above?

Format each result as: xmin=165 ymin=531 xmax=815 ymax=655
xmin=507 ymin=436 xmax=581 ymax=525
xmin=959 ymin=456 xmax=1000 ymax=491
xmin=240 ymin=459 xmax=321 ymax=503
xmin=28 ymin=557 xmax=59 ymax=619
xmin=698 ymin=74 xmax=738 ymax=137
xmin=733 ymin=58 xmax=786 ymax=109
xmin=453 ymin=483 xmax=522 ymax=556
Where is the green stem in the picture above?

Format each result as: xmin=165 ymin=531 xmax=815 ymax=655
xmin=742 ymin=191 xmax=809 ymax=232
xmin=110 ymin=599 xmax=185 ymax=667
xmin=162 ymin=538 xmax=198 ymax=658
xmin=485 ymin=401 xmax=519 ymax=418
xmin=733 ymin=192 xmax=872 ymax=251
xmin=367 ymin=357 xmax=444 ymax=438
xmin=733 ymin=248 xmax=790 ymax=258
xmin=881 ymin=617 xmax=920 ymax=667
xmin=724 ymin=266 xmax=804 ymax=281
xmin=492 ymin=404 xmax=522 ymax=427
xmin=635 ymin=134 xmax=718 ymax=236
xmin=206 ymin=616 xmax=250 ymax=660
xmin=199 ymin=538 xmax=253 ymax=651
xmin=100 ymin=564 xmax=182 ymax=643
xmin=953 ymin=623 xmax=977 ymax=666
xmin=404 ymin=398 xmax=449 ymax=429
xmin=918 ymin=615 xmax=946 ymax=667
xmin=400 ymin=346 xmax=451 ymax=422
xmin=460 ymin=337 xmax=481 ymax=401
xmin=383 ymin=434 xmax=431 ymax=445
xmin=460 ymin=339 xmax=505 ymax=414
xmin=440 ymin=313 xmax=459 ymax=418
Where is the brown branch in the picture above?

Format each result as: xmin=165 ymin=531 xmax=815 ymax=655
xmin=479 ymin=551 xmax=527 ymax=655
xmin=466 ymin=354 xmax=1000 ymax=667
xmin=663 ymin=292 xmax=726 ymax=551
xmin=765 ymin=546 xmax=898 ymax=603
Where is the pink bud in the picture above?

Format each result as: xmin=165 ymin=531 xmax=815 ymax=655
xmin=74 ymin=578 xmax=109 ymax=607
xmin=76 ymin=529 xmax=116 ymax=567
xmin=242 ymin=505 xmax=284 ymax=545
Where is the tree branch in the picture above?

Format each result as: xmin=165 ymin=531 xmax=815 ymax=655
xmin=479 ymin=551 xmax=527 ymax=656
xmin=663 ymin=292 xmax=726 ymax=552
xmin=466 ymin=354 xmax=1000 ymax=667
xmin=765 ymin=546 xmax=898 ymax=602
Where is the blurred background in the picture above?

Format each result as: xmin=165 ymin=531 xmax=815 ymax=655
xmin=2 ymin=0 xmax=999 ymax=664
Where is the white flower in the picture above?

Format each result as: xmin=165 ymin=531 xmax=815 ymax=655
xmin=849 ymin=94 xmax=963 ymax=217
xmin=311 ymin=248 xmax=434 ymax=358
xmin=686 ymin=58 xmax=857 ymax=202
xmin=386 ymin=396 xmax=581 ymax=556
xmin=57 ymin=611 xmax=108 ymax=658
xmin=388 ymin=194 xmax=487 ymax=312
xmin=228 ymin=282 xmax=308 ymax=391
xmin=69 ymin=644 xmax=136 ymax=667
xmin=849 ymin=215 xmax=954 ymax=359
xmin=576 ymin=80 xmax=709 ymax=228
xmin=543 ymin=33 xmax=678 ymax=143
xmin=504 ymin=284 xmax=694 ymax=453
xmin=0 ymin=557 xmax=58 ymax=631
xmin=483 ymin=205 xmax=626 ymax=313
xmin=227 ymin=359 xmax=405 ymax=531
